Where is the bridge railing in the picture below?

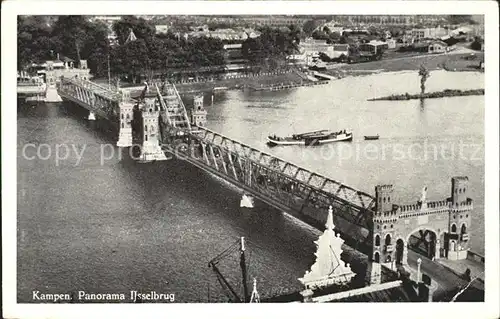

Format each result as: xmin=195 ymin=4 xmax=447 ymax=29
xmin=59 ymin=77 xmax=123 ymax=102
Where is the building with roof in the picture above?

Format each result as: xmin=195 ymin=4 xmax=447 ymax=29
xmin=428 ymin=40 xmax=448 ymax=54
xmin=223 ymin=43 xmax=248 ymax=66
xmin=409 ymin=26 xmax=449 ymax=40
xmin=188 ymin=28 xmax=261 ymax=41
xmin=330 ymin=44 xmax=349 ymax=59
xmin=155 ymin=25 xmax=170 ymax=35
xmin=299 ymin=38 xmax=334 ymax=56
xmin=358 ymin=40 xmax=389 ymax=55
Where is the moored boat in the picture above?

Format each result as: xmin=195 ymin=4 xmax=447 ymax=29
xmin=364 ymin=135 xmax=380 ymax=140
xmin=267 ymin=129 xmax=353 ymax=146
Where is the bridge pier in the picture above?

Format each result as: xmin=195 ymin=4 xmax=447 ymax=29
xmin=139 ymin=98 xmax=168 ymax=161
xmin=88 ymin=111 xmax=96 ymax=121
xmin=117 ymin=91 xmax=134 ymax=148
xmin=240 ymin=194 xmax=254 ymax=208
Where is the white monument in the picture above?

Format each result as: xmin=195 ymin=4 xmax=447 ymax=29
xmin=299 ymin=206 xmax=356 ymax=290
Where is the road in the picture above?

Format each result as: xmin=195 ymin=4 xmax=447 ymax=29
xmin=406 ymin=250 xmax=484 ymax=301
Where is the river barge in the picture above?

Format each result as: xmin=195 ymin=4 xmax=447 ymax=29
xmin=267 ymin=129 xmax=353 ymax=146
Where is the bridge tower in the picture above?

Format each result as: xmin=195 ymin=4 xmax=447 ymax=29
xmin=446 ymin=176 xmax=473 ymax=260
xmin=139 ymin=98 xmax=168 ymax=161
xmin=117 ymin=90 xmax=134 ymax=147
xmin=191 ymin=95 xmax=207 ymax=127
xmin=372 ymin=185 xmax=399 ymax=267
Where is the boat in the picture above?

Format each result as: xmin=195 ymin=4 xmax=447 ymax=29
xmin=267 ymin=129 xmax=353 ymax=146
xmin=364 ymin=135 xmax=380 ymax=140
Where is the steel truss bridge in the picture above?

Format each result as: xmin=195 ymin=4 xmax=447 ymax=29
xmin=57 ymin=76 xmax=377 ymax=252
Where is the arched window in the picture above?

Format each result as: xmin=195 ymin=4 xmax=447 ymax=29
xmin=121 ymin=114 xmax=124 ymax=119
xmin=385 ymin=234 xmax=391 ymax=246
xmin=388 ymin=197 xmax=390 ymax=202
xmin=383 ymin=197 xmax=386 ymax=203
xmin=374 ymin=252 xmax=380 ymax=263
xmin=451 ymin=224 xmax=457 ymax=233
xmin=126 ymin=114 xmax=130 ymax=120
xmin=144 ymin=125 xmax=148 ymax=132
xmin=122 ymin=123 xmax=124 ymax=128
xmin=461 ymin=224 xmax=467 ymax=234
xmin=375 ymin=235 xmax=380 ymax=246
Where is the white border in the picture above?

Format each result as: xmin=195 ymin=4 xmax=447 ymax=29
xmin=2 ymin=1 xmax=499 ymax=319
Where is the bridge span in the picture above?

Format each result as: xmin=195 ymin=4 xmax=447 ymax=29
xmin=56 ymin=76 xmax=475 ymax=269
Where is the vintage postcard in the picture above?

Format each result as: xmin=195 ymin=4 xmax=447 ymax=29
xmin=2 ymin=1 xmax=499 ymax=319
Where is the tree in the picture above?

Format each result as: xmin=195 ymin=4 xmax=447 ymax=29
xmin=17 ymin=16 xmax=58 ymax=68
xmin=312 ymin=30 xmax=328 ymax=40
xmin=52 ymin=16 xmax=92 ymax=62
xmin=418 ymin=64 xmax=430 ymax=95
xmin=470 ymin=37 xmax=483 ymax=51
xmin=302 ymin=19 xmax=322 ymax=35
xmin=113 ymin=39 xmax=149 ymax=83
xmin=113 ymin=16 xmax=155 ymax=45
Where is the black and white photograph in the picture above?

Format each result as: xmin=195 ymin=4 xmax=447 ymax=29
xmin=2 ymin=1 xmax=499 ymax=319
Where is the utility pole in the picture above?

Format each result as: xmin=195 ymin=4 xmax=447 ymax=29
xmin=107 ymin=51 xmax=111 ymax=89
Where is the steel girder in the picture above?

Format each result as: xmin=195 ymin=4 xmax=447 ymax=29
xmin=162 ymin=123 xmax=376 ymax=232
xmin=57 ymin=77 xmax=122 ymax=122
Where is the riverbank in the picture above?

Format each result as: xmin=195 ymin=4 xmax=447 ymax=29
xmin=368 ymin=88 xmax=485 ymax=101
xmin=112 ymin=70 xmax=321 ymax=96
xmin=323 ymin=51 xmax=484 ymax=78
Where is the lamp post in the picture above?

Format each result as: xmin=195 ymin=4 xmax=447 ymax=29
xmin=416 ymin=258 xmax=422 ymax=283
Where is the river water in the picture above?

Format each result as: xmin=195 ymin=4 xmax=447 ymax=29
xmin=17 ymin=70 xmax=484 ymax=302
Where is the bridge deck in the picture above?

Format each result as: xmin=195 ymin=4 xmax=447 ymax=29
xmin=60 ymin=77 xmax=125 ymax=102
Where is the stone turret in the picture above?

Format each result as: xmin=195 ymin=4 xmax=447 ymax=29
xmin=139 ymin=98 xmax=168 ymax=161
xmin=191 ymin=95 xmax=207 ymax=127
xmin=447 ymin=176 xmax=473 ymax=260
xmin=373 ymin=184 xmax=398 ymax=266
xmin=117 ymin=90 xmax=134 ymax=147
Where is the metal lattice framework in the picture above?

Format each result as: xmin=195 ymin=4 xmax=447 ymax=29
xmin=154 ymin=82 xmax=191 ymax=130
xmin=57 ymin=77 xmax=126 ymax=123
xmin=156 ymin=84 xmax=376 ymax=245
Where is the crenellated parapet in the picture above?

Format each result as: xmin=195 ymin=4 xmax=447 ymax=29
xmin=371 ymin=177 xmax=474 ymax=268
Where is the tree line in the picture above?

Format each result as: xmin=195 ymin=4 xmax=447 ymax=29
xmin=18 ymin=15 xmax=302 ymax=83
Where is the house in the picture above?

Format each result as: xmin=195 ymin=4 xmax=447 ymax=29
xmin=410 ymin=26 xmax=449 ymax=40
xmin=223 ymin=43 xmax=247 ymax=65
xmin=331 ymin=44 xmax=349 ymax=59
xmin=155 ymin=25 xmax=170 ymax=35
xmin=386 ymin=39 xmax=396 ymax=49
xmin=188 ymin=28 xmax=260 ymax=41
xmin=359 ymin=40 xmax=388 ymax=55
xmin=428 ymin=40 xmax=448 ymax=54
xmin=299 ymin=38 xmax=333 ymax=56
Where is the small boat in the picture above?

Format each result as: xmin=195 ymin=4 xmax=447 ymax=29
xmin=364 ymin=135 xmax=380 ymax=140
xmin=267 ymin=129 xmax=353 ymax=146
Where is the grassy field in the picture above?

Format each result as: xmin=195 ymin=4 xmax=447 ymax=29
xmin=325 ymin=51 xmax=484 ymax=76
